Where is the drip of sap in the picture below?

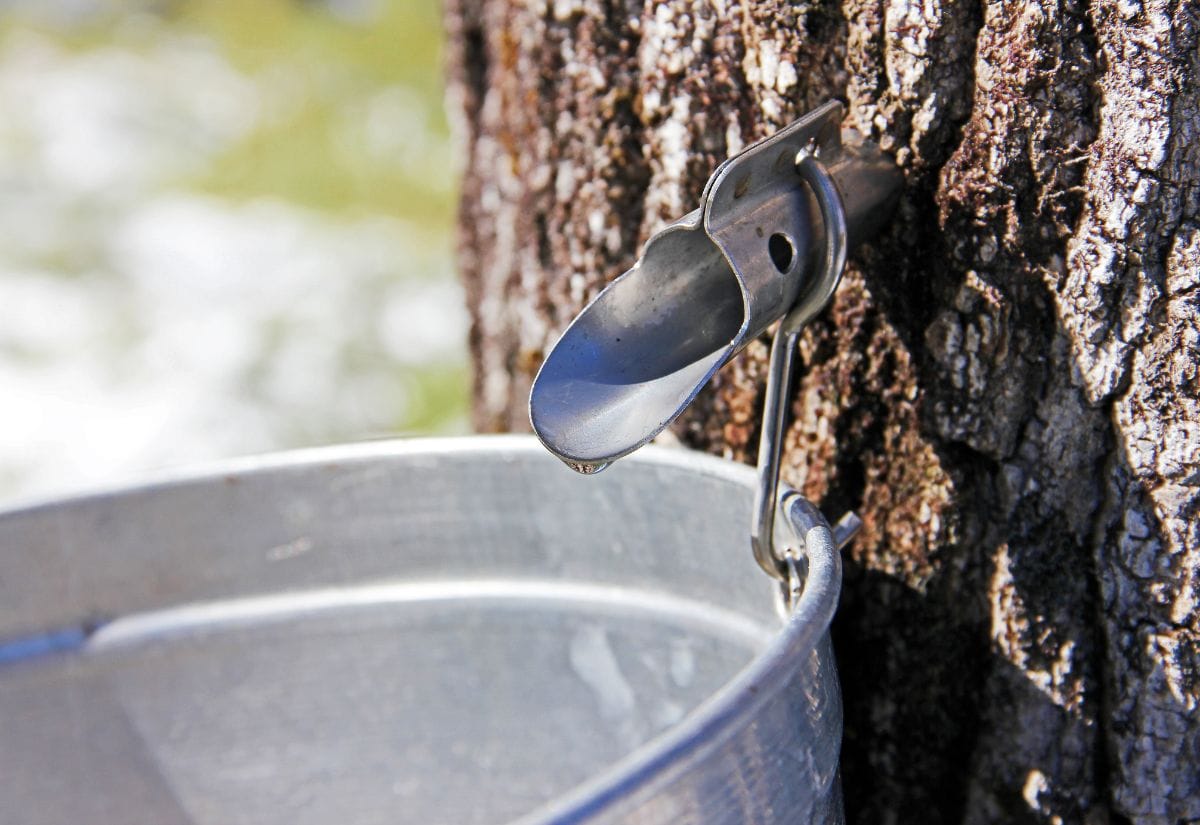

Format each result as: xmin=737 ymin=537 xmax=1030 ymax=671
xmin=562 ymin=459 xmax=610 ymax=475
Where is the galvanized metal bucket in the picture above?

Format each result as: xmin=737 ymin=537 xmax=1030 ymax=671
xmin=0 ymin=436 xmax=843 ymax=825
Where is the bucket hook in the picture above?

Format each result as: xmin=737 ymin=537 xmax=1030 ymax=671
xmin=751 ymin=147 xmax=847 ymax=581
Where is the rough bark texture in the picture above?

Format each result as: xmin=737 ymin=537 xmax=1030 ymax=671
xmin=444 ymin=0 xmax=1199 ymax=822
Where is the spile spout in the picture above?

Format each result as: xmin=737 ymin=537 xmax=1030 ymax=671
xmin=530 ymin=101 xmax=901 ymax=473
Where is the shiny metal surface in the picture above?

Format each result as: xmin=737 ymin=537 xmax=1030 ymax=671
xmin=529 ymin=101 xmax=901 ymax=472
xmin=750 ymin=150 xmax=850 ymax=581
xmin=0 ymin=436 xmax=843 ymax=825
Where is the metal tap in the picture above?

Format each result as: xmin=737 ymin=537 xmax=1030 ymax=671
xmin=529 ymin=100 xmax=902 ymax=580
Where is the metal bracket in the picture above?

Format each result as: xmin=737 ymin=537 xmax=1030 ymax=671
xmin=750 ymin=147 xmax=849 ymax=581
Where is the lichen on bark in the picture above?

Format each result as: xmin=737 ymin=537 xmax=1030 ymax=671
xmin=444 ymin=0 xmax=1200 ymax=821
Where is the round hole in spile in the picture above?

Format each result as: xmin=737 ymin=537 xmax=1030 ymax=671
xmin=769 ymin=233 xmax=794 ymax=273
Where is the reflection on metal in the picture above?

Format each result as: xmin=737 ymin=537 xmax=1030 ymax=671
xmin=0 ymin=437 xmax=843 ymax=825
xmin=529 ymin=101 xmax=901 ymax=580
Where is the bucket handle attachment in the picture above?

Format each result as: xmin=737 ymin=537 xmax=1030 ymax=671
xmin=751 ymin=148 xmax=851 ymax=583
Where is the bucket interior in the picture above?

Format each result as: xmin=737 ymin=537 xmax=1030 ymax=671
xmin=0 ymin=438 xmax=784 ymax=825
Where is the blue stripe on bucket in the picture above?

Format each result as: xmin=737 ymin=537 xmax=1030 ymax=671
xmin=0 ymin=624 xmax=96 ymax=666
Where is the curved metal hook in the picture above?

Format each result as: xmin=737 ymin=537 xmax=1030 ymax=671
xmin=750 ymin=150 xmax=850 ymax=582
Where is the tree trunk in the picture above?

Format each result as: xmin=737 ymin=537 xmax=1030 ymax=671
xmin=443 ymin=0 xmax=1199 ymax=821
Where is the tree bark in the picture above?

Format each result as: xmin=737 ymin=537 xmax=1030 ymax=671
xmin=443 ymin=0 xmax=1199 ymax=822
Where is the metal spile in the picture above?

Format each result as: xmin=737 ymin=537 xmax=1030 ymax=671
xmin=530 ymin=100 xmax=902 ymax=579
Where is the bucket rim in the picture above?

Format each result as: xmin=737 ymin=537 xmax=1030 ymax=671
xmin=0 ymin=434 xmax=758 ymax=517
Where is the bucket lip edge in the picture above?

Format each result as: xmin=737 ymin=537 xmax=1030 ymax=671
xmin=0 ymin=434 xmax=759 ymax=518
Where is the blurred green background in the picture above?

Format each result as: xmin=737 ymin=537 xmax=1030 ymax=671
xmin=0 ymin=0 xmax=468 ymax=502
